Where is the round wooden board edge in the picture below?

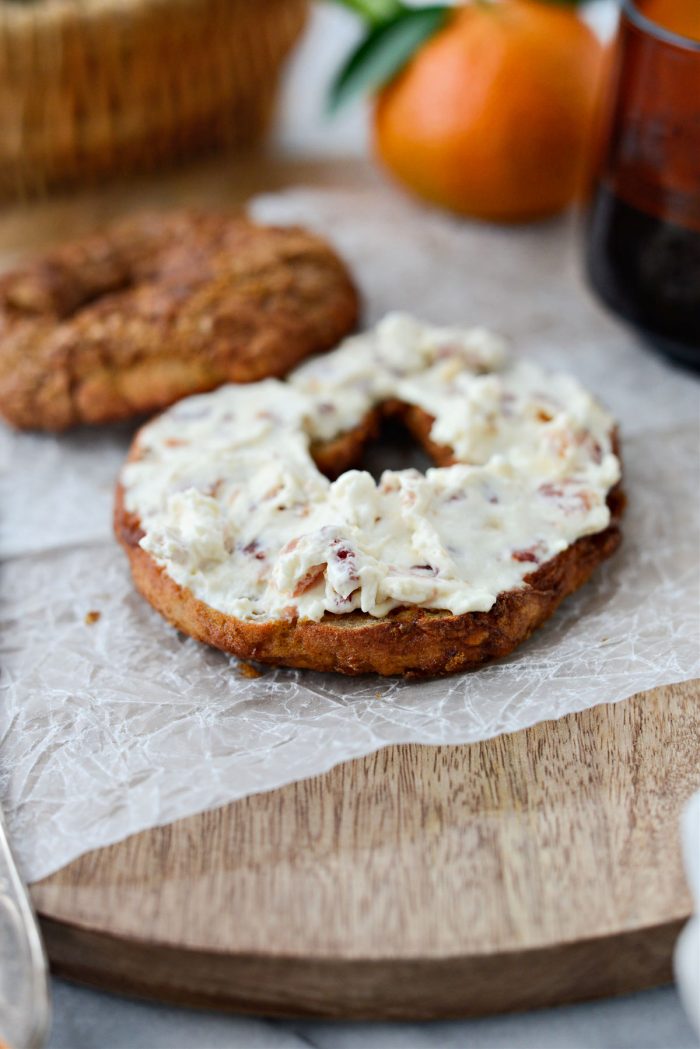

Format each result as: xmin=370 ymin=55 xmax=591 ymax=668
xmin=40 ymin=913 xmax=683 ymax=1020
xmin=32 ymin=681 xmax=700 ymax=1019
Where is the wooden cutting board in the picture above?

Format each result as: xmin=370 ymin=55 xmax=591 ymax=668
xmin=30 ymin=680 xmax=700 ymax=1019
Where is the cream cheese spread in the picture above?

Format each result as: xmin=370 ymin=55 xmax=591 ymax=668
xmin=121 ymin=313 xmax=621 ymax=623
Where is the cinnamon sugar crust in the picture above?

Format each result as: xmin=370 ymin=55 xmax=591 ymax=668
xmin=0 ymin=211 xmax=359 ymax=431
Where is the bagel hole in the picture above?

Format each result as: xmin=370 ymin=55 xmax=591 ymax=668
xmin=357 ymin=415 xmax=433 ymax=482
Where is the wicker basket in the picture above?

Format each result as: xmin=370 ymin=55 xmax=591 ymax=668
xmin=0 ymin=0 xmax=308 ymax=197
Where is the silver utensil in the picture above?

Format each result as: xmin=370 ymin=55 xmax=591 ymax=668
xmin=0 ymin=804 xmax=50 ymax=1049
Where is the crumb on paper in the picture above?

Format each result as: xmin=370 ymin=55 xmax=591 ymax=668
xmin=84 ymin=610 xmax=101 ymax=625
xmin=238 ymin=660 xmax=263 ymax=679
xmin=375 ymin=691 xmax=382 ymax=699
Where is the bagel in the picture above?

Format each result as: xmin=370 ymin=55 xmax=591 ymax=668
xmin=0 ymin=211 xmax=359 ymax=431
xmin=115 ymin=314 xmax=624 ymax=678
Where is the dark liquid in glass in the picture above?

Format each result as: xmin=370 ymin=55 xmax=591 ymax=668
xmin=587 ymin=184 xmax=700 ymax=368
xmin=585 ymin=2 xmax=700 ymax=370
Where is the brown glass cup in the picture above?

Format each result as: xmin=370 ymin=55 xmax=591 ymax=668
xmin=586 ymin=0 xmax=700 ymax=369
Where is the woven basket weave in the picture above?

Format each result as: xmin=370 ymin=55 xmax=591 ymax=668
xmin=0 ymin=0 xmax=308 ymax=197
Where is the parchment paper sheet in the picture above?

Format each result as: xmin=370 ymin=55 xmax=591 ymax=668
xmin=2 ymin=186 xmax=699 ymax=883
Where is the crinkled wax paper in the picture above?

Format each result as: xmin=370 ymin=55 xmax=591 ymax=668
xmin=2 ymin=186 xmax=699 ymax=883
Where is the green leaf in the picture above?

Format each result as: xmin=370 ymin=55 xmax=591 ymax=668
xmin=332 ymin=0 xmax=406 ymax=27
xmin=328 ymin=6 xmax=451 ymax=114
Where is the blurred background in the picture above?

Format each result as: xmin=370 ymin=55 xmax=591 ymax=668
xmin=5 ymin=0 xmax=694 ymax=363
xmin=0 ymin=0 xmax=616 ymax=206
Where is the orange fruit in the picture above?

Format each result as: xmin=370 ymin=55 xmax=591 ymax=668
xmin=373 ymin=0 xmax=605 ymax=222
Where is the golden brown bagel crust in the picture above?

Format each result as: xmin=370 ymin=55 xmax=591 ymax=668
xmin=115 ymin=407 xmax=624 ymax=679
xmin=0 ymin=211 xmax=359 ymax=431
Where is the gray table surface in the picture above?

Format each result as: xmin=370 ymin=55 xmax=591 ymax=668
xmin=47 ymin=980 xmax=699 ymax=1049
xmin=36 ymin=8 xmax=699 ymax=1047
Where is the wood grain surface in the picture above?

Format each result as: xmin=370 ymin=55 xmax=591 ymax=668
xmin=31 ymin=681 xmax=700 ymax=1018
xmin=6 ymin=156 xmax=698 ymax=1019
